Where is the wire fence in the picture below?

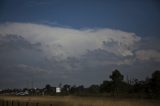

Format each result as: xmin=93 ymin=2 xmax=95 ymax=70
xmin=0 ymin=99 xmax=59 ymax=106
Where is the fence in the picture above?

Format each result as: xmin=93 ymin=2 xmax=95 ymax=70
xmin=0 ymin=99 xmax=55 ymax=106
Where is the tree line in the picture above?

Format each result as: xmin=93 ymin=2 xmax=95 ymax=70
xmin=1 ymin=69 xmax=160 ymax=99
xmin=45 ymin=69 xmax=160 ymax=99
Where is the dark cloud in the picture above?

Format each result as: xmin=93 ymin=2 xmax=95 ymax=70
xmin=0 ymin=34 xmax=42 ymax=52
xmin=0 ymin=34 xmax=48 ymax=88
xmin=0 ymin=24 xmax=159 ymax=88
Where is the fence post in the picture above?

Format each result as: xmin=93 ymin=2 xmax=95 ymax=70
xmin=2 ymin=100 xmax=4 ymax=106
xmin=36 ymin=102 xmax=39 ymax=106
xmin=6 ymin=100 xmax=8 ymax=106
xmin=26 ymin=102 xmax=29 ymax=106
xmin=0 ymin=99 xmax=2 ymax=106
xmin=11 ymin=101 xmax=13 ymax=106
xmin=17 ymin=101 xmax=20 ymax=106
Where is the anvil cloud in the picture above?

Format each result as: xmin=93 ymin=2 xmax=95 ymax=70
xmin=0 ymin=22 xmax=141 ymax=58
xmin=0 ymin=22 xmax=160 ymax=88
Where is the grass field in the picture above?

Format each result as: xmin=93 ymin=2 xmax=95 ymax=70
xmin=0 ymin=96 xmax=160 ymax=106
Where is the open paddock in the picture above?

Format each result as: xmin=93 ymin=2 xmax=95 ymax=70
xmin=0 ymin=96 xmax=160 ymax=106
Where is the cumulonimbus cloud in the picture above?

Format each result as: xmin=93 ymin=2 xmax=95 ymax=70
xmin=0 ymin=22 xmax=141 ymax=58
xmin=136 ymin=50 xmax=160 ymax=62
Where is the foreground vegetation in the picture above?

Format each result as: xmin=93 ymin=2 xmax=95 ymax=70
xmin=0 ymin=70 xmax=160 ymax=106
xmin=0 ymin=96 xmax=160 ymax=106
xmin=1 ymin=69 xmax=160 ymax=99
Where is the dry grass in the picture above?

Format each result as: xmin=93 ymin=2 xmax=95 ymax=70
xmin=0 ymin=96 xmax=160 ymax=106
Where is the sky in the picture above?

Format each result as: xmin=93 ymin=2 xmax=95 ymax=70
xmin=0 ymin=0 xmax=160 ymax=88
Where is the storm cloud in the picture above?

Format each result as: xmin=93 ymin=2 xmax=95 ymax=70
xmin=0 ymin=22 xmax=159 ymax=88
xmin=0 ymin=22 xmax=141 ymax=58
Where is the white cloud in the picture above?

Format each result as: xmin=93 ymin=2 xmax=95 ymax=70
xmin=0 ymin=22 xmax=141 ymax=58
xmin=136 ymin=50 xmax=160 ymax=62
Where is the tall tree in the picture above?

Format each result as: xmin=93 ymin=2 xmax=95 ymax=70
xmin=150 ymin=70 xmax=160 ymax=98
xmin=109 ymin=69 xmax=124 ymax=96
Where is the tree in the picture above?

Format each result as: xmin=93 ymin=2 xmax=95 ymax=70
xmin=76 ymin=85 xmax=85 ymax=95
xmin=150 ymin=70 xmax=160 ymax=98
xmin=62 ymin=84 xmax=71 ymax=95
xmin=70 ymin=85 xmax=77 ymax=94
xmin=88 ymin=84 xmax=100 ymax=94
xmin=44 ymin=84 xmax=55 ymax=95
xmin=100 ymin=80 xmax=112 ymax=93
xmin=45 ymin=84 xmax=51 ymax=90
xmin=110 ymin=69 xmax=124 ymax=82
xmin=109 ymin=69 xmax=124 ymax=96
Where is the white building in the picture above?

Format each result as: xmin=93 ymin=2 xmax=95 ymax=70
xmin=56 ymin=87 xmax=61 ymax=93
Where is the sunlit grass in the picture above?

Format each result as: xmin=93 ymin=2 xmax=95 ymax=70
xmin=0 ymin=96 xmax=160 ymax=106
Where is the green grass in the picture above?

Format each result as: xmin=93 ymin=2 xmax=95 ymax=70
xmin=0 ymin=96 xmax=160 ymax=106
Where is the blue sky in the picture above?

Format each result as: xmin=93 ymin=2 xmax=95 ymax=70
xmin=0 ymin=0 xmax=160 ymax=88
xmin=0 ymin=0 xmax=160 ymax=36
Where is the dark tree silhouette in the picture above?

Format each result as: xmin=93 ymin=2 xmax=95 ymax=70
xmin=62 ymin=84 xmax=71 ymax=95
xmin=1 ymin=69 xmax=160 ymax=99
xmin=88 ymin=84 xmax=100 ymax=94
xmin=150 ymin=70 xmax=160 ymax=97
xmin=45 ymin=84 xmax=51 ymax=90
xmin=100 ymin=80 xmax=112 ymax=93
xmin=109 ymin=69 xmax=124 ymax=96
xmin=110 ymin=69 xmax=124 ymax=82
xmin=44 ymin=84 xmax=56 ymax=95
